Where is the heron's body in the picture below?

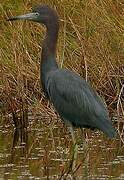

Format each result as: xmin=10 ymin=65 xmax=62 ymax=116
xmin=8 ymin=5 xmax=117 ymax=139
xmin=44 ymin=68 xmax=115 ymax=137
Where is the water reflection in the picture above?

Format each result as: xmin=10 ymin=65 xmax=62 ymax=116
xmin=3 ymin=128 xmax=28 ymax=179
xmin=0 ymin=114 xmax=124 ymax=179
xmin=11 ymin=128 xmax=28 ymax=160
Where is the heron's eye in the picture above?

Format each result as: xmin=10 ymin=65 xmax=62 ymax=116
xmin=35 ymin=12 xmax=39 ymax=16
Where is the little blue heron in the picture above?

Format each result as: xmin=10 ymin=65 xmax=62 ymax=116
xmin=8 ymin=5 xmax=117 ymax=143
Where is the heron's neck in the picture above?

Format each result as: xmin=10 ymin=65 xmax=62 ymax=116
xmin=41 ymin=21 xmax=59 ymax=90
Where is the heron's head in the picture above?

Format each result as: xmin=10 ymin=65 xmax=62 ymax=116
xmin=7 ymin=5 xmax=59 ymax=28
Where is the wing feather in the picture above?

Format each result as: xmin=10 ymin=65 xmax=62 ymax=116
xmin=46 ymin=69 xmax=109 ymax=128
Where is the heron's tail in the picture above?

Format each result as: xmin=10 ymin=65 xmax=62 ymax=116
xmin=102 ymin=125 xmax=117 ymax=138
xmin=99 ymin=119 xmax=117 ymax=138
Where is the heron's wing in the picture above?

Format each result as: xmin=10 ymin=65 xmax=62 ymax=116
xmin=47 ymin=69 xmax=107 ymax=127
xmin=46 ymin=69 xmax=117 ymax=138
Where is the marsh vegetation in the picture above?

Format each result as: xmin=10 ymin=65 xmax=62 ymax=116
xmin=0 ymin=0 xmax=124 ymax=179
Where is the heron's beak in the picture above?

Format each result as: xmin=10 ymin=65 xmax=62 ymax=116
xmin=7 ymin=12 xmax=39 ymax=21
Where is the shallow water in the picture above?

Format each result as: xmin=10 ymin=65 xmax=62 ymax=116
xmin=0 ymin=114 xmax=124 ymax=179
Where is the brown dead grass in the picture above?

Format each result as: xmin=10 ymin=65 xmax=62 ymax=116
xmin=0 ymin=0 xmax=124 ymax=134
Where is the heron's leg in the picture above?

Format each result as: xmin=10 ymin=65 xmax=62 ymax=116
xmin=64 ymin=119 xmax=76 ymax=144
xmin=68 ymin=124 xmax=76 ymax=144
xmin=68 ymin=124 xmax=78 ymax=170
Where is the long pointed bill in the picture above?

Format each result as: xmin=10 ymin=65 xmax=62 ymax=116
xmin=7 ymin=12 xmax=39 ymax=21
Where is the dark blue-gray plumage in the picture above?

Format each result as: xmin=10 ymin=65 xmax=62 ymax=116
xmin=7 ymin=5 xmax=117 ymax=140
